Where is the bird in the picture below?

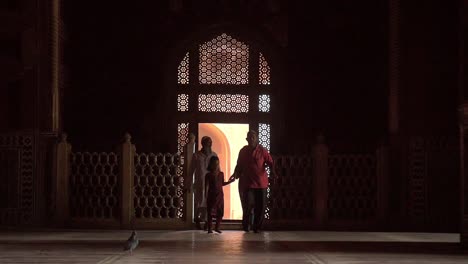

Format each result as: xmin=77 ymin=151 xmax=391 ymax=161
xmin=123 ymin=230 xmax=139 ymax=255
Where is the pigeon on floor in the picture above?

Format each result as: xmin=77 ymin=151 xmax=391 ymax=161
xmin=123 ymin=230 xmax=139 ymax=255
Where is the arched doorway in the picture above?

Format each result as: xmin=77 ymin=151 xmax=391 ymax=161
xmin=174 ymin=31 xmax=275 ymax=221
xmin=198 ymin=123 xmax=249 ymax=219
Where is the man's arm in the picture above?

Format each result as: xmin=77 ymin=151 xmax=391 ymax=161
xmin=222 ymin=172 xmax=234 ymax=186
xmin=264 ymin=148 xmax=274 ymax=168
xmin=264 ymin=148 xmax=277 ymax=179
xmin=233 ymin=165 xmax=242 ymax=179
xmin=232 ymin=147 xmax=245 ymax=180
xmin=266 ymin=154 xmax=274 ymax=168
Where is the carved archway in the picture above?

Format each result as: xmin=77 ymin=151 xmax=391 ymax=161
xmin=174 ymin=32 xmax=273 ymax=154
xmin=167 ymin=26 xmax=283 ymax=220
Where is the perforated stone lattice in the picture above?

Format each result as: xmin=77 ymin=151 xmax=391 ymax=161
xmin=177 ymin=123 xmax=189 ymax=155
xmin=257 ymin=123 xmax=272 ymax=218
xmin=178 ymin=52 xmax=189 ymax=84
xmin=408 ymin=137 xmax=427 ymax=220
xmin=199 ymin=33 xmax=249 ymax=85
xmin=328 ymin=154 xmax=377 ymax=220
xmin=198 ymin=94 xmax=249 ymax=113
xmin=258 ymin=123 xmax=271 ymax=152
xmin=177 ymin=94 xmax=189 ymax=112
xmin=0 ymin=135 xmax=34 ymax=225
xmin=269 ymin=155 xmax=314 ymax=220
xmin=258 ymin=95 xmax=270 ymax=113
xmin=70 ymin=152 xmax=119 ymax=219
xmin=259 ymin=52 xmax=271 ymax=85
xmin=134 ymin=153 xmax=184 ymax=219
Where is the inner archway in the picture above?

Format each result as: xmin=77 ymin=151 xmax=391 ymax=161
xmin=198 ymin=123 xmax=249 ymax=220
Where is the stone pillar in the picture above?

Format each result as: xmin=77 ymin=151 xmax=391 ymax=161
xmin=184 ymin=133 xmax=195 ymax=227
xmin=388 ymin=0 xmax=400 ymax=135
xmin=51 ymin=0 xmax=61 ymax=131
xmin=53 ymin=133 xmax=71 ymax=226
xmin=120 ymin=133 xmax=136 ymax=229
xmin=388 ymin=0 xmax=405 ymax=229
xmin=458 ymin=0 xmax=468 ymax=249
xmin=313 ymin=134 xmax=329 ymax=226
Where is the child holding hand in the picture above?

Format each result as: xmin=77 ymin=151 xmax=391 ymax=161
xmin=205 ymin=156 xmax=235 ymax=233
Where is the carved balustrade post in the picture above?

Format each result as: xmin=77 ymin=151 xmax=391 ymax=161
xmin=184 ymin=133 xmax=195 ymax=227
xmin=53 ymin=133 xmax=71 ymax=226
xmin=120 ymin=133 xmax=136 ymax=229
xmin=312 ymin=134 xmax=329 ymax=226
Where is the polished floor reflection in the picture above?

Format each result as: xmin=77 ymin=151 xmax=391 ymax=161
xmin=0 ymin=230 xmax=466 ymax=263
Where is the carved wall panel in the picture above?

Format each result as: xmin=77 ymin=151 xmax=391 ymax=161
xmin=133 ymin=153 xmax=184 ymax=219
xmin=408 ymin=136 xmax=459 ymax=230
xmin=70 ymin=152 xmax=120 ymax=219
xmin=177 ymin=94 xmax=189 ymax=112
xmin=258 ymin=95 xmax=271 ymax=113
xmin=259 ymin=52 xmax=271 ymax=85
xmin=269 ymin=155 xmax=314 ymax=220
xmin=177 ymin=123 xmax=189 ymax=155
xmin=328 ymin=154 xmax=377 ymax=221
xmin=0 ymin=134 xmax=34 ymax=225
xmin=178 ymin=52 xmax=189 ymax=84
xmin=198 ymin=94 xmax=249 ymax=113
xmin=199 ymin=33 xmax=249 ymax=85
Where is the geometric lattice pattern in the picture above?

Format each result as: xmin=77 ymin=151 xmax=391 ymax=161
xmin=259 ymin=52 xmax=270 ymax=85
xmin=177 ymin=94 xmax=189 ymax=112
xmin=259 ymin=94 xmax=270 ymax=113
xmin=258 ymin=123 xmax=271 ymax=152
xmin=258 ymin=123 xmax=271 ymax=218
xmin=328 ymin=154 xmax=377 ymax=221
xmin=177 ymin=123 xmax=189 ymax=154
xmin=178 ymin=52 xmax=189 ymax=84
xmin=198 ymin=94 xmax=249 ymax=113
xmin=199 ymin=33 xmax=249 ymax=85
xmin=421 ymin=136 xmax=459 ymax=229
xmin=134 ymin=153 xmax=184 ymax=219
xmin=70 ymin=152 xmax=120 ymax=219
xmin=0 ymin=134 xmax=34 ymax=225
xmin=269 ymin=155 xmax=314 ymax=220
xmin=408 ymin=137 xmax=427 ymax=221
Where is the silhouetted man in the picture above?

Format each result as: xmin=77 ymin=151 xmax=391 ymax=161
xmin=232 ymin=130 xmax=274 ymax=233
xmin=189 ymin=136 xmax=217 ymax=229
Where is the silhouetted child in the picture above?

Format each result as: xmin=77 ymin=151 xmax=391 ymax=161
xmin=205 ymin=156 xmax=235 ymax=234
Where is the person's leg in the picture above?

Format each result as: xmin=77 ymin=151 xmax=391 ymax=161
xmin=206 ymin=206 xmax=213 ymax=233
xmin=239 ymin=188 xmax=245 ymax=230
xmin=214 ymin=206 xmax=223 ymax=233
xmin=245 ymin=189 xmax=256 ymax=231
xmin=195 ymin=206 xmax=202 ymax=229
xmin=253 ymin=188 xmax=267 ymax=232
xmin=194 ymin=190 xmax=202 ymax=229
xmin=199 ymin=206 xmax=208 ymax=230
xmin=241 ymin=189 xmax=250 ymax=231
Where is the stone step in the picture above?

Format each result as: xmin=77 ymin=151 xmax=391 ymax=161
xmin=197 ymin=220 xmax=243 ymax=230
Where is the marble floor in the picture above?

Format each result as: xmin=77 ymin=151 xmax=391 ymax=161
xmin=0 ymin=230 xmax=466 ymax=263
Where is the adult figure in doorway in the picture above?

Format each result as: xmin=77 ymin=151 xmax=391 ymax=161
xmin=232 ymin=130 xmax=275 ymax=233
xmin=189 ymin=136 xmax=218 ymax=230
